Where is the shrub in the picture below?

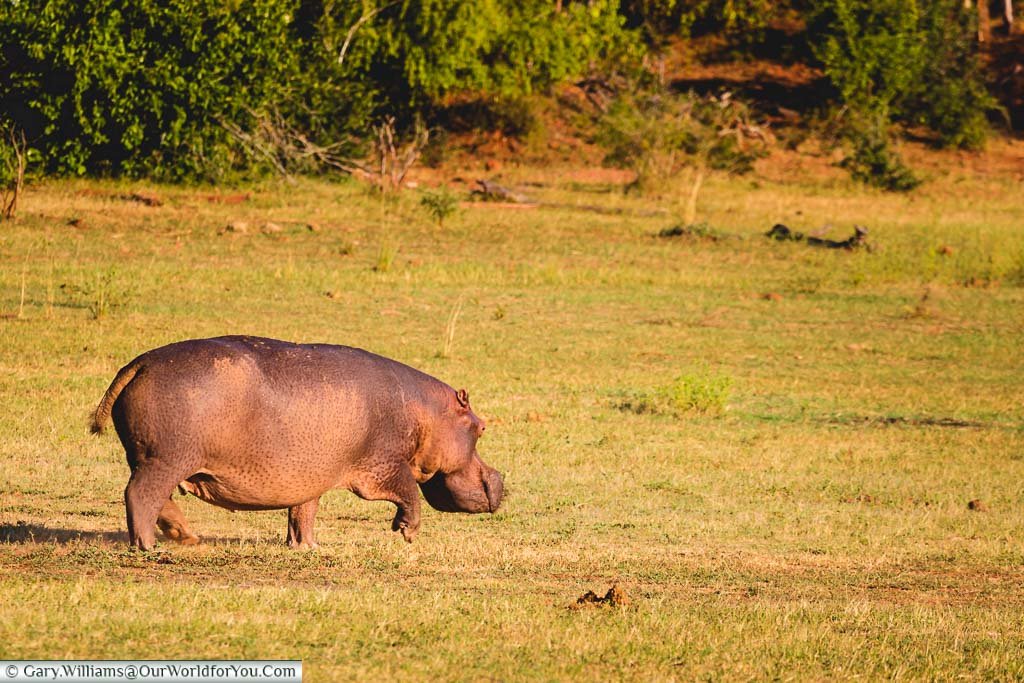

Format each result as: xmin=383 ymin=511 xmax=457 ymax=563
xmin=0 ymin=0 xmax=645 ymax=180
xmin=809 ymin=0 xmax=996 ymax=163
xmin=597 ymin=88 xmax=766 ymax=220
xmin=840 ymin=111 xmax=921 ymax=192
xmin=420 ymin=188 xmax=460 ymax=227
xmin=620 ymin=0 xmax=775 ymax=44
xmin=61 ymin=267 xmax=136 ymax=320
xmin=0 ymin=0 xmax=302 ymax=180
xmin=911 ymin=1 xmax=998 ymax=149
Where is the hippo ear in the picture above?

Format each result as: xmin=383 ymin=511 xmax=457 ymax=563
xmin=455 ymin=389 xmax=470 ymax=410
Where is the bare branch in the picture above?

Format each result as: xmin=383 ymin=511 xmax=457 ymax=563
xmin=1 ymin=127 xmax=27 ymax=221
xmin=338 ymin=1 xmax=398 ymax=67
xmin=368 ymin=116 xmax=428 ymax=192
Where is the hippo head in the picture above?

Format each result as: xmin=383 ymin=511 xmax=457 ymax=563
xmin=419 ymin=389 xmax=504 ymax=514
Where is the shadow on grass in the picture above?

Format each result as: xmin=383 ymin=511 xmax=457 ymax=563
xmin=0 ymin=522 xmax=127 ymax=545
xmin=0 ymin=522 xmax=247 ymax=547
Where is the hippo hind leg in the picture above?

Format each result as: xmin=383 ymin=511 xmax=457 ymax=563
xmin=156 ymin=496 xmax=200 ymax=545
xmin=124 ymin=460 xmax=195 ymax=551
xmin=286 ymin=498 xmax=320 ymax=550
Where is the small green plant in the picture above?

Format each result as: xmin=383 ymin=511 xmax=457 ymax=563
xmin=670 ymin=368 xmax=733 ymax=415
xmin=420 ymin=188 xmax=460 ymax=227
xmin=61 ymin=267 xmax=136 ymax=320
xmin=372 ymin=242 xmax=398 ymax=272
xmin=617 ymin=368 xmax=733 ymax=417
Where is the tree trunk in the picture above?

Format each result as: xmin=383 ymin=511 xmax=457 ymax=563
xmin=1001 ymin=0 xmax=1014 ymax=34
xmin=978 ymin=0 xmax=991 ymax=42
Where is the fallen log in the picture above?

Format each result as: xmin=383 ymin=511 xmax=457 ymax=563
xmin=472 ymin=179 xmax=534 ymax=204
xmin=766 ymin=223 xmax=869 ymax=250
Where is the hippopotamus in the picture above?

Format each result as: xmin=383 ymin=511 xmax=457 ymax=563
xmin=90 ymin=336 xmax=503 ymax=550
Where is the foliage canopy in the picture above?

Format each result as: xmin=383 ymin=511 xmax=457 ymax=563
xmin=0 ymin=0 xmax=1003 ymax=182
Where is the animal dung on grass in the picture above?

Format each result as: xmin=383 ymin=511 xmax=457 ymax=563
xmin=90 ymin=336 xmax=503 ymax=550
xmin=219 ymin=220 xmax=249 ymax=235
xmin=571 ymin=584 xmax=629 ymax=609
xmin=127 ymin=191 xmax=162 ymax=207
xmin=658 ymin=222 xmax=723 ymax=241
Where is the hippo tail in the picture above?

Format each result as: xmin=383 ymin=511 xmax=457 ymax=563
xmin=90 ymin=361 xmax=141 ymax=434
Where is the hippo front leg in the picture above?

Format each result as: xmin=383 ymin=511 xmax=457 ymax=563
xmin=350 ymin=460 xmax=421 ymax=543
xmin=287 ymin=498 xmax=320 ymax=550
xmin=390 ymin=492 xmax=421 ymax=543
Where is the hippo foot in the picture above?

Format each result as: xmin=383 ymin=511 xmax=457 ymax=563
xmin=287 ymin=540 xmax=320 ymax=551
xmin=391 ymin=516 xmax=419 ymax=543
xmin=162 ymin=529 xmax=201 ymax=545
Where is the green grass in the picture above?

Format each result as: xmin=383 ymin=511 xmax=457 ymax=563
xmin=1 ymin=167 xmax=1023 ymax=679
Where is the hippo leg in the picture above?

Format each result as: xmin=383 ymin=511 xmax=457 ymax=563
xmin=124 ymin=461 xmax=192 ymax=550
xmin=351 ymin=461 xmax=421 ymax=543
xmin=156 ymin=496 xmax=200 ymax=545
xmin=286 ymin=498 xmax=320 ymax=550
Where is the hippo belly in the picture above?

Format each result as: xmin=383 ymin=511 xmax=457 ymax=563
xmin=180 ymin=396 xmax=369 ymax=510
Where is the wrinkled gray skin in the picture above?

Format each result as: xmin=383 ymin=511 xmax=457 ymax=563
xmin=91 ymin=336 xmax=503 ymax=550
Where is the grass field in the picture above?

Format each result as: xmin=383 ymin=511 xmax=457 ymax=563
xmin=1 ymin=156 xmax=1023 ymax=679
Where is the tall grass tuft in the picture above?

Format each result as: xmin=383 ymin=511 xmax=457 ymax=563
xmin=439 ymin=296 xmax=464 ymax=359
xmin=373 ymin=242 xmax=398 ymax=272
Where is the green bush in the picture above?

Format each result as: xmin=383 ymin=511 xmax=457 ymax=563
xmin=620 ymin=0 xmax=774 ymax=43
xmin=840 ymin=111 xmax=921 ymax=192
xmin=912 ymin=2 xmax=997 ymax=149
xmin=810 ymin=0 xmax=996 ymax=156
xmin=597 ymin=88 xmax=765 ymax=194
xmin=420 ymin=187 xmax=460 ymax=227
xmin=0 ymin=0 xmax=301 ymax=180
xmin=0 ymin=0 xmax=644 ymax=180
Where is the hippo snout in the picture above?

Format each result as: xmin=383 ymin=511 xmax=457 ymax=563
xmin=419 ymin=460 xmax=504 ymax=514
xmin=483 ymin=467 xmax=503 ymax=513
